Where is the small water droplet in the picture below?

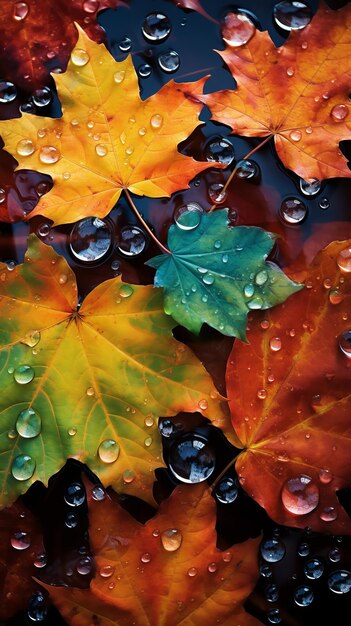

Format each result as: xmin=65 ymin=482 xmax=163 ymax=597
xmin=142 ymin=12 xmax=171 ymax=42
xmin=16 ymin=408 xmax=41 ymax=438
xmin=65 ymin=512 xmax=78 ymax=528
xmin=11 ymin=455 xmax=36 ymax=481
xmin=198 ymin=398 xmax=208 ymax=410
xmin=70 ymin=217 xmax=112 ymax=262
xmin=150 ymin=113 xmax=163 ymax=129
xmin=27 ymin=590 xmax=47 ymax=622
xmin=290 ymin=129 xmax=301 ymax=141
xmin=294 ymin=585 xmax=314 ymax=606
xmin=260 ymin=538 xmax=286 ymax=563
xmin=321 ymin=506 xmax=338 ymax=522
xmin=215 ymin=477 xmax=238 ymax=504
xmin=318 ymin=468 xmax=333 ymax=483
xmin=83 ymin=0 xmax=99 ymax=12
xmin=159 ymin=419 xmax=177 ymax=437
xmin=119 ymin=284 xmax=134 ymax=298
xmin=11 ymin=531 xmax=31 ymax=550
xmin=16 ymin=139 xmax=35 ymax=156
xmin=95 ymin=143 xmax=107 ymax=157
xmin=244 ymin=283 xmax=254 ymax=298
xmin=118 ymin=37 xmax=132 ymax=52
xmin=265 ymin=583 xmax=279 ymax=603
xmin=297 ymin=542 xmax=310 ymax=557
xmin=138 ymin=63 xmax=152 ymax=78
xmin=328 ymin=570 xmax=351 ymax=593
xmin=270 ymin=337 xmax=282 ymax=352
xmin=273 ymin=1 xmax=312 ymax=31
xmin=117 ymin=225 xmax=147 ymax=256
xmin=267 ymin=608 xmax=282 ymax=624
xmin=255 ymin=270 xmax=268 ymax=285
xmin=64 ymin=483 xmax=85 ymax=507
xmin=0 ymin=81 xmax=17 ymax=103
xmin=168 ymin=434 xmax=215 ymax=483
xmin=299 ymin=178 xmax=321 ymax=196
xmin=71 ymin=48 xmax=90 ymax=66
xmin=279 ymin=197 xmax=307 ymax=224
xmin=92 ymin=485 xmax=106 ymax=501
xmin=14 ymin=365 xmax=35 ymax=385
xmin=141 ymin=552 xmax=152 ymax=563
xmin=319 ymin=197 xmax=330 ymax=210
xmin=161 ymin=529 xmax=182 ymax=552
xmin=100 ymin=564 xmax=115 ymax=577
xmin=281 ymin=475 xmax=319 ymax=515
xmin=331 ymin=104 xmax=349 ymax=122
xmin=235 ymin=159 xmax=259 ymax=179
xmin=158 ymin=50 xmax=180 ymax=73
xmin=222 ymin=12 xmax=256 ymax=47
xmin=187 ymin=567 xmax=198 ymax=577
xmin=114 ymin=70 xmax=125 ymax=84
xmin=208 ymin=183 xmax=227 ymax=204
xmin=337 ymin=247 xmax=351 ymax=273
xmin=247 ymin=296 xmax=263 ymax=309
xmin=32 ymin=87 xmax=52 ymax=107
xmin=208 ymin=562 xmax=217 ymax=573
xmin=68 ymin=427 xmax=77 ymax=437
xmin=34 ymin=552 xmax=47 ymax=569
xmin=98 ymin=439 xmax=120 ymax=464
xmin=205 ymin=137 xmax=235 ymax=166
xmin=77 ymin=556 xmax=92 ymax=575
xmin=39 ymin=145 xmax=60 ymax=164
xmin=123 ymin=469 xmax=135 ymax=483
xmin=304 ymin=558 xmax=324 ymax=579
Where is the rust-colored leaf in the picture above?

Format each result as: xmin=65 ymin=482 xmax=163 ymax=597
xmin=46 ymin=482 xmax=261 ymax=626
xmin=0 ymin=0 xmax=125 ymax=91
xmin=173 ymin=0 xmax=217 ymax=24
xmin=0 ymin=500 xmax=44 ymax=619
xmin=227 ymin=240 xmax=351 ymax=534
xmin=202 ymin=3 xmax=351 ymax=181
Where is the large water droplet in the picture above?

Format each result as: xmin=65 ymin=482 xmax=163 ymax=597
xmin=64 ymin=483 xmax=85 ymax=507
xmin=281 ymin=475 xmax=319 ymax=515
xmin=117 ymin=225 xmax=147 ymax=256
xmin=98 ymin=439 xmax=120 ymax=463
xmin=161 ymin=529 xmax=182 ymax=552
xmin=100 ymin=564 xmax=115 ymax=577
xmin=338 ymin=330 xmax=351 ymax=358
xmin=260 ymin=538 xmax=286 ymax=563
xmin=299 ymin=178 xmax=321 ymax=196
xmin=205 ymin=137 xmax=235 ymax=166
xmin=304 ymin=558 xmax=324 ymax=579
xmin=279 ymin=197 xmax=307 ymax=225
xmin=13 ymin=2 xmax=29 ymax=20
xmin=95 ymin=143 xmax=107 ymax=157
xmin=16 ymin=408 xmax=41 ymax=438
xmin=142 ymin=12 xmax=171 ymax=42
xmin=321 ymin=506 xmax=338 ymax=522
xmin=159 ymin=419 xmax=179 ymax=437
xmin=331 ymin=104 xmax=349 ymax=122
xmin=71 ymin=48 xmax=90 ymax=66
xmin=290 ymin=130 xmax=302 ymax=142
xmin=32 ymin=87 xmax=52 ymax=107
xmin=83 ymin=0 xmax=98 ymax=12
xmin=337 ymin=247 xmax=351 ymax=273
xmin=14 ymin=365 xmax=35 ymax=384
xmin=0 ymin=81 xmax=17 ymax=103
xmin=11 ymin=531 xmax=31 ymax=550
xmin=222 ymin=12 xmax=256 ymax=47
xmin=17 ymin=139 xmax=35 ymax=156
xmin=328 ymin=570 xmax=351 ymax=594
xmin=273 ymin=2 xmax=312 ymax=31
xmin=27 ymin=591 xmax=47 ymax=622
xmin=294 ymin=585 xmax=314 ymax=606
xmin=235 ymin=159 xmax=259 ymax=179
xmin=11 ymin=455 xmax=36 ymax=481
xmin=168 ymin=434 xmax=215 ymax=483
xmin=174 ymin=202 xmax=204 ymax=230
xmin=70 ymin=217 xmax=112 ymax=262
xmin=114 ymin=70 xmax=125 ymax=84
xmin=158 ymin=50 xmax=180 ymax=73
xmin=39 ymin=145 xmax=60 ymax=164
xmin=214 ymin=477 xmax=238 ymax=504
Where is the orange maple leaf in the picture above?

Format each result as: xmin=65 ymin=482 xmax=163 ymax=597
xmin=227 ymin=240 xmax=351 ymax=534
xmin=202 ymin=2 xmax=351 ymax=181
xmin=45 ymin=482 xmax=261 ymax=626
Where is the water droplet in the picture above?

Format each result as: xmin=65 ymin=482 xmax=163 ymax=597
xmin=281 ymin=475 xmax=319 ymax=515
xmin=16 ymin=408 xmax=41 ymax=438
xmin=37 ymin=223 xmax=50 ymax=237
xmin=319 ymin=197 xmax=330 ymax=210
xmin=123 ymin=469 xmax=135 ymax=483
xmin=205 ymin=137 xmax=235 ymax=166
xmin=168 ymin=434 xmax=215 ymax=483
xmin=174 ymin=202 xmax=204 ymax=230
xmin=95 ymin=143 xmax=107 ymax=157
xmin=32 ymin=87 xmax=52 ymax=107
xmin=65 ymin=512 xmax=78 ymax=528
xmin=150 ymin=113 xmax=163 ymax=129
xmin=222 ymin=12 xmax=256 ymax=47
xmin=208 ymin=562 xmax=217 ymax=573
xmin=118 ymin=37 xmax=132 ymax=52
xmin=71 ymin=48 xmax=90 ymax=66
xmin=117 ymin=225 xmax=147 ymax=256
xmin=331 ymin=104 xmax=349 ymax=122
xmin=260 ymin=538 xmax=286 ymax=563
xmin=98 ymin=439 xmax=120 ymax=464
xmin=267 ymin=608 xmax=282 ymax=624
xmin=279 ymin=197 xmax=307 ymax=224
xmin=27 ymin=590 xmax=47 ymax=622
xmin=159 ymin=419 xmax=177 ymax=437
xmin=299 ymin=178 xmax=321 ymax=196
xmin=39 ymin=145 xmax=60 ymax=164
xmin=244 ymin=283 xmax=255 ymax=298
xmin=83 ymin=0 xmax=99 ymax=12
xmin=119 ymin=284 xmax=134 ymax=299
xmin=273 ymin=1 xmax=312 ymax=31
xmin=100 ymin=564 xmax=115 ymax=577
xmin=0 ymin=188 xmax=6 ymax=203
xmin=247 ymin=296 xmax=263 ymax=309
xmin=141 ymin=552 xmax=151 ymax=563
xmin=77 ymin=557 xmax=92 ymax=575
xmin=328 ymin=570 xmax=351 ymax=593
xmin=257 ymin=388 xmax=267 ymax=400
xmin=11 ymin=531 xmax=31 ymax=550
xmin=11 ymin=455 xmax=36 ymax=481
xmin=70 ymin=217 xmax=112 ymax=262
xmin=260 ymin=563 xmax=272 ymax=577
xmin=337 ymin=247 xmax=351 ymax=273
xmin=138 ymin=63 xmax=152 ymax=78
xmin=142 ymin=12 xmax=171 ymax=42
xmin=255 ymin=270 xmax=268 ymax=285
xmin=114 ymin=70 xmax=125 ymax=84
xmin=318 ymin=468 xmax=333 ymax=483
xmin=208 ymin=183 xmax=227 ymax=204
xmin=265 ymin=583 xmax=279 ymax=603
xmin=294 ymin=585 xmax=314 ymax=606
xmin=92 ymin=485 xmax=106 ymax=501
xmin=161 ymin=529 xmax=182 ymax=552
xmin=36 ymin=181 xmax=51 ymax=196
xmin=64 ymin=483 xmax=85 ymax=507
xmin=198 ymin=398 xmax=208 ymax=410
xmin=187 ymin=567 xmax=198 ymax=577
xmin=270 ymin=337 xmax=282 ymax=352
xmin=0 ymin=81 xmax=17 ymax=103
xmin=23 ymin=330 xmax=41 ymax=348
xmin=297 ymin=542 xmax=310 ymax=557
xmin=138 ymin=126 xmax=147 ymax=136
xmin=286 ymin=66 xmax=295 ymax=77
xmin=214 ymin=477 xmax=238 ymax=504
xmin=13 ymin=2 xmax=29 ymax=20
xmin=158 ymin=50 xmax=180 ymax=73
xmin=290 ymin=130 xmax=302 ymax=142
xmin=235 ymin=159 xmax=259 ymax=179
xmin=14 ymin=365 xmax=35 ymax=384
xmin=338 ymin=330 xmax=351 ymax=358
xmin=321 ymin=506 xmax=338 ymax=522
xmin=202 ymin=273 xmax=215 ymax=285
xmin=16 ymin=139 xmax=35 ymax=156
xmin=34 ymin=552 xmax=47 ymax=569
xmin=304 ymin=558 xmax=324 ymax=579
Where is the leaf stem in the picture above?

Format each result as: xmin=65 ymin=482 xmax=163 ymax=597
xmin=209 ymin=134 xmax=273 ymax=213
xmin=124 ymin=189 xmax=171 ymax=255
xmin=211 ymin=456 xmax=237 ymax=490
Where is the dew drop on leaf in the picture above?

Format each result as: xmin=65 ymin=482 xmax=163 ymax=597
xmin=159 ymin=419 xmax=176 ymax=437
xmin=281 ymin=475 xmax=319 ymax=515
xmin=83 ymin=0 xmax=99 ymax=13
xmin=114 ymin=70 xmax=125 ymax=84
xmin=142 ymin=12 xmax=171 ymax=42
xmin=174 ymin=202 xmax=204 ymax=230
xmin=187 ymin=567 xmax=198 ymax=577
xmin=270 ymin=337 xmax=282 ymax=352
xmin=16 ymin=139 xmax=35 ymax=156
xmin=77 ymin=557 xmax=92 ymax=575
xmin=273 ymin=1 xmax=312 ymax=31
xmin=138 ymin=63 xmax=152 ymax=78
xmin=331 ymin=104 xmax=349 ymax=122
xmin=337 ymin=247 xmax=351 ymax=273
xmin=14 ymin=365 xmax=35 ymax=384
xmin=119 ymin=284 xmax=134 ymax=298
xmin=39 ymin=145 xmax=60 ymax=164
xmin=161 ymin=529 xmax=182 ymax=552
xmin=64 ymin=483 xmax=86 ymax=507
xmin=320 ymin=506 xmax=338 ymax=522
xmin=11 ymin=455 xmax=36 ymax=481
xmin=13 ymin=2 xmax=29 ymax=21
xmin=141 ymin=552 xmax=152 ymax=563
xmin=222 ymin=12 xmax=256 ymax=47
xmin=98 ymin=439 xmax=120 ymax=464
xmin=260 ymin=538 xmax=286 ymax=563
xmin=297 ymin=542 xmax=310 ymax=557
xmin=100 ymin=564 xmax=115 ymax=578
xmin=150 ymin=113 xmax=163 ymax=129
xmin=22 ymin=330 xmax=41 ymax=347
xmin=95 ymin=143 xmax=107 ymax=157
xmin=10 ymin=530 xmax=31 ymax=550
xmin=71 ymin=48 xmax=90 ymax=66
xmin=16 ymin=408 xmax=41 ymax=438
xmin=168 ymin=435 xmax=215 ymax=484
xmin=34 ymin=552 xmax=47 ymax=569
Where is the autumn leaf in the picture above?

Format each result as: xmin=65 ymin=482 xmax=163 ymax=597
xmin=227 ymin=240 xmax=351 ymax=534
xmin=0 ymin=500 xmax=44 ymax=619
xmin=0 ymin=0 xmax=125 ymax=91
xmin=202 ymin=3 xmax=351 ymax=181
xmin=0 ymin=24 xmax=220 ymax=226
xmin=173 ymin=0 xmax=217 ymax=24
xmin=148 ymin=209 xmax=302 ymax=340
xmin=45 ymin=482 xmax=262 ymax=626
xmin=0 ymin=235 xmax=224 ymax=507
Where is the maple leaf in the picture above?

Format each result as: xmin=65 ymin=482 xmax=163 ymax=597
xmin=148 ymin=209 xmax=302 ymax=339
xmin=0 ymin=500 xmax=44 ymax=619
xmin=0 ymin=24 xmax=219 ymax=226
xmin=0 ymin=0 xmax=124 ymax=91
xmin=202 ymin=2 xmax=351 ymax=181
xmin=0 ymin=235 xmax=224 ymax=508
xmin=226 ymin=240 xmax=351 ymax=534
xmin=45 ymin=482 xmax=262 ymax=626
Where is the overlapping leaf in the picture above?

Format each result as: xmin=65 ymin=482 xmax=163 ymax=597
xmin=202 ymin=2 xmax=351 ymax=181
xmin=0 ymin=235 xmax=224 ymax=507
xmin=0 ymin=25 xmax=219 ymax=225
xmin=46 ymin=482 xmax=261 ymax=626
xmin=227 ymin=240 xmax=351 ymax=533
xmin=148 ymin=209 xmax=302 ymax=339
